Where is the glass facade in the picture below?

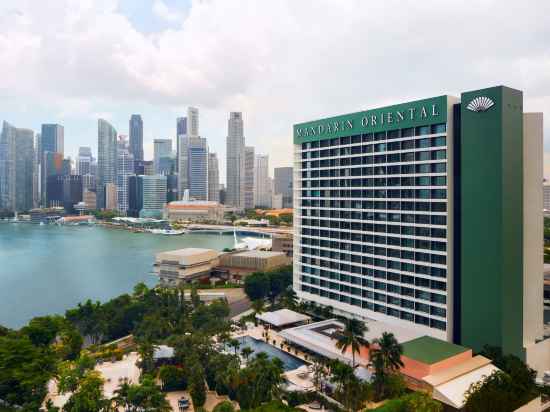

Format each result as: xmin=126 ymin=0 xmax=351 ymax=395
xmin=295 ymin=122 xmax=449 ymax=332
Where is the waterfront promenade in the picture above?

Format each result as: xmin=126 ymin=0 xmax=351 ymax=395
xmin=186 ymin=223 xmax=293 ymax=236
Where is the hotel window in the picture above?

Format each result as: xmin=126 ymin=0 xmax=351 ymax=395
xmin=431 ymin=123 xmax=446 ymax=134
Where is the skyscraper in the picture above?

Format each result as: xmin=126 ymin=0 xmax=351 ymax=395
xmin=274 ymin=167 xmax=293 ymax=208
xmin=244 ymin=146 xmax=255 ymax=209
xmin=97 ymin=119 xmax=118 ymax=209
xmin=188 ymin=107 xmax=199 ymax=138
xmin=116 ymin=141 xmax=134 ymax=214
xmin=140 ymin=175 xmax=167 ymax=218
xmin=0 ymin=122 xmax=34 ymax=212
xmin=40 ymin=124 xmax=64 ymax=157
xmin=226 ymin=112 xmax=245 ymax=207
xmin=40 ymin=124 xmax=64 ymax=206
xmin=255 ymin=154 xmax=271 ymax=207
xmin=76 ymin=147 xmax=93 ymax=175
xmin=177 ymin=107 xmax=202 ymax=199
xmin=154 ymin=138 xmax=173 ymax=175
xmin=188 ymin=137 xmax=208 ymax=200
xmin=129 ymin=114 xmax=143 ymax=161
xmin=208 ymin=153 xmax=220 ymax=202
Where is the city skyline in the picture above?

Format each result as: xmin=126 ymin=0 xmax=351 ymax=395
xmin=1 ymin=0 xmax=549 ymax=180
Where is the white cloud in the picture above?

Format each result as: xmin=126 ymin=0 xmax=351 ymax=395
xmin=152 ymin=0 xmax=185 ymax=23
xmin=0 ymin=0 xmax=549 ymax=177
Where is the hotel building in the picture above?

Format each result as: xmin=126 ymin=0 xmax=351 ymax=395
xmin=293 ymin=86 xmax=548 ymax=371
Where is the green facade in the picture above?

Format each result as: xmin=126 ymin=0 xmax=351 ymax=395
xmin=293 ymin=96 xmax=448 ymax=144
xmin=459 ymin=86 xmax=524 ymax=358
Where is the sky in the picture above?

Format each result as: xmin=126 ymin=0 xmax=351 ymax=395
xmin=1 ymin=0 xmax=550 ymax=183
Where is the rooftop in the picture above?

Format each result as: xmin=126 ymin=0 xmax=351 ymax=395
xmin=402 ymin=336 xmax=469 ymax=365
xmin=156 ymin=248 xmax=219 ymax=265
xmin=256 ymin=309 xmax=311 ymax=327
xmin=167 ymin=200 xmax=222 ymax=209
xmin=232 ymin=250 xmax=287 ymax=258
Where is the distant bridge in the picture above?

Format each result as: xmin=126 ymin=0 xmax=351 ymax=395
xmin=186 ymin=224 xmax=292 ymax=237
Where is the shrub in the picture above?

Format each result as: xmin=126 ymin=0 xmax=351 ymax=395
xmin=212 ymin=400 xmax=235 ymax=412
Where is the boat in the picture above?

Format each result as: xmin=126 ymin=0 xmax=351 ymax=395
xmin=148 ymin=228 xmax=186 ymax=235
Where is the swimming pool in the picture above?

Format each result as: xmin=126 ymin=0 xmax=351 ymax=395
xmin=236 ymin=336 xmax=306 ymax=371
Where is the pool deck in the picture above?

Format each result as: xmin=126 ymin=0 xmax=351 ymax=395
xmin=233 ymin=324 xmax=317 ymax=391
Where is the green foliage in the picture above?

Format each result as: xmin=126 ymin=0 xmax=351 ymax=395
xmin=0 ymin=333 xmax=57 ymax=410
xmin=57 ymin=354 xmax=96 ymax=394
xmin=329 ymin=359 xmax=372 ymax=412
xmin=21 ymin=315 xmax=64 ymax=347
xmin=113 ymin=374 xmax=170 ymax=411
xmin=62 ymin=370 xmax=111 ymax=412
xmin=334 ymin=318 xmax=369 ymax=368
xmin=371 ymin=393 xmax=441 ymax=412
xmin=235 ymin=353 xmax=285 ymax=409
xmin=90 ymin=209 xmax=121 ymax=220
xmin=463 ymin=370 xmax=538 ymax=412
xmin=212 ymin=400 xmax=236 ymax=412
xmin=371 ymin=332 xmax=404 ymax=401
xmin=245 ymin=400 xmax=303 ymax=412
xmin=159 ymin=365 xmax=187 ymax=391
xmin=243 ymin=266 xmax=292 ymax=303
xmin=188 ymin=357 xmax=207 ymax=408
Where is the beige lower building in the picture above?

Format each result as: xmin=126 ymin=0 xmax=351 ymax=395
xmin=164 ymin=200 xmax=225 ymax=223
xmin=219 ymin=250 xmax=290 ymax=272
xmin=105 ymin=183 xmax=117 ymax=211
xmin=154 ymin=248 xmax=220 ymax=286
xmin=272 ymin=234 xmax=293 ymax=257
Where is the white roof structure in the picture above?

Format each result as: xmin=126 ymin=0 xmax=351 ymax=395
xmin=256 ymin=309 xmax=311 ymax=327
xmin=279 ymin=318 xmax=425 ymax=365
xmin=153 ymin=345 xmax=175 ymax=360
xmin=424 ymin=355 xmax=500 ymax=409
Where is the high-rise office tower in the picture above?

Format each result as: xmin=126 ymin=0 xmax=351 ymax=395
xmin=188 ymin=107 xmax=199 ymax=138
xmin=153 ymin=138 xmax=173 ymax=175
xmin=141 ymin=175 xmax=167 ymax=218
xmin=116 ymin=145 xmax=134 ymax=214
xmin=0 ymin=122 xmax=34 ymax=212
xmin=33 ymin=133 xmax=40 ymax=208
xmin=43 ymin=152 xmax=64 ymax=206
xmin=244 ymin=146 xmax=255 ymax=209
xmin=129 ymin=114 xmax=143 ymax=161
xmin=293 ymin=86 xmax=550 ymax=373
xmin=226 ymin=112 xmax=245 ymax=207
xmin=274 ymin=167 xmax=293 ymax=208
xmin=178 ymin=135 xmax=189 ymax=197
xmin=255 ymin=154 xmax=271 ymax=208
xmin=188 ymin=137 xmax=208 ymax=200
xmin=76 ymin=147 xmax=93 ymax=175
xmin=176 ymin=116 xmax=187 ymax=174
xmin=208 ymin=152 xmax=220 ymax=202
xmin=97 ymin=119 xmax=118 ymax=209
xmin=40 ymin=124 xmax=64 ymax=157
xmin=40 ymin=124 xmax=64 ymax=206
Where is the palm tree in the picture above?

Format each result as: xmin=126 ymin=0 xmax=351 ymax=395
xmin=251 ymin=299 xmax=266 ymax=315
xmin=279 ymin=287 xmax=298 ymax=309
xmin=370 ymin=332 xmax=403 ymax=374
xmin=241 ymin=346 xmax=254 ymax=363
xmin=228 ymin=338 xmax=241 ymax=356
xmin=333 ymin=318 xmax=369 ymax=368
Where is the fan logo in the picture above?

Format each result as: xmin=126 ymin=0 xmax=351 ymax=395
xmin=467 ymin=96 xmax=495 ymax=112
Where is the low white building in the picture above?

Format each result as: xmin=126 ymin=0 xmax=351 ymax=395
xmin=154 ymin=248 xmax=220 ymax=286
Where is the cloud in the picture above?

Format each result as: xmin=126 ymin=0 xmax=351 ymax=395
xmin=152 ymin=0 xmax=185 ymax=23
xmin=0 ymin=0 xmax=549 ymax=178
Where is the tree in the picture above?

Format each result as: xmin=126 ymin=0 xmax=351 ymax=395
xmin=401 ymin=392 xmax=442 ymax=412
xmin=63 ymin=370 xmax=111 ymax=412
xmin=57 ymin=354 xmax=96 ymax=394
xmin=329 ymin=360 xmax=371 ymax=412
xmin=244 ymin=272 xmax=271 ymax=301
xmin=137 ymin=340 xmax=156 ymax=375
xmin=113 ymin=375 xmax=171 ymax=412
xmin=334 ymin=318 xmax=369 ymax=368
xmin=241 ymin=346 xmax=254 ymax=363
xmin=464 ymin=370 xmax=537 ymax=412
xmin=228 ymin=338 xmax=241 ymax=356
xmin=0 ymin=333 xmax=57 ymax=410
xmin=159 ymin=365 xmax=187 ymax=391
xmin=252 ymin=299 xmax=266 ymax=319
xmin=21 ymin=315 xmax=64 ymax=347
xmin=279 ymin=287 xmax=298 ymax=310
xmin=213 ymin=400 xmax=236 ymax=412
xmin=65 ymin=300 xmax=105 ymax=344
xmin=188 ymin=357 xmax=207 ymax=408
xmin=370 ymin=332 xmax=404 ymax=400
xmin=236 ymin=354 xmax=285 ymax=409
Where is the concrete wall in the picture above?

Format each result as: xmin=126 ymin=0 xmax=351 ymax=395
xmin=523 ymin=113 xmax=544 ymax=346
